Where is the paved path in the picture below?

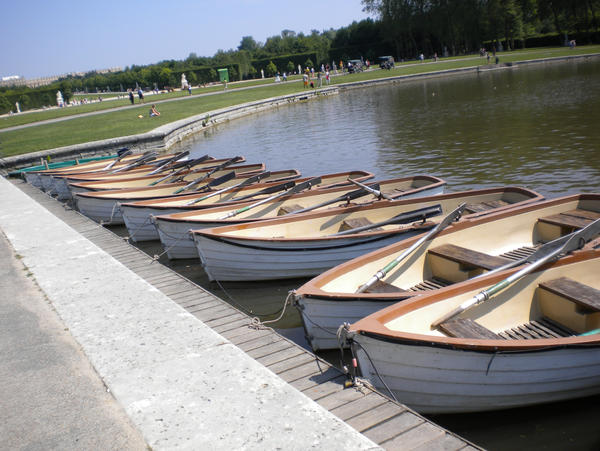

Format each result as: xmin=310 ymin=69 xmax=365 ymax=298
xmin=0 ymin=175 xmax=380 ymax=450
xmin=0 ymin=231 xmax=147 ymax=450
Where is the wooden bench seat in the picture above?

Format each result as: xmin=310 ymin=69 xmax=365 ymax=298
xmin=538 ymin=209 xmax=600 ymax=231
xmin=463 ymin=199 xmax=509 ymax=214
xmin=277 ymin=204 xmax=304 ymax=215
xmin=539 ymin=277 xmax=600 ymax=313
xmin=428 ymin=243 xmax=512 ymax=271
xmin=438 ymin=318 xmax=503 ymax=339
xmin=338 ymin=217 xmax=382 ymax=232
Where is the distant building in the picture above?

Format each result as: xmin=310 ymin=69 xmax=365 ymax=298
xmin=0 ymin=67 xmax=122 ymax=88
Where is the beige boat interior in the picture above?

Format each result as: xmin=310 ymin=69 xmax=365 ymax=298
xmin=163 ymin=178 xmax=436 ymax=223
xmin=384 ymin=256 xmax=600 ymax=340
xmin=82 ymin=170 xmax=300 ymax=200
xmin=124 ymin=173 xmax=367 ymax=208
xmin=321 ymin=198 xmax=600 ymax=295
xmin=220 ymin=190 xmax=536 ymax=240
xmin=73 ymin=165 xmax=265 ymax=190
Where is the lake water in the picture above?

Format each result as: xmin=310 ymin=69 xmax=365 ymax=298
xmin=131 ymin=58 xmax=600 ymax=449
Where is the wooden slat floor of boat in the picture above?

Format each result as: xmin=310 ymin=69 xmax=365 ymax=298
xmin=498 ymin=317 xmax=576 ymax=340
xmin=409 ymin=277 xmax=452 ymax=292
xmin=11 ymin=178 xmax=479 ymax=451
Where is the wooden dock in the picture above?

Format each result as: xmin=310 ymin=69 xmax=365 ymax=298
xmin=13 ymin=178 xmax=480 ymax=451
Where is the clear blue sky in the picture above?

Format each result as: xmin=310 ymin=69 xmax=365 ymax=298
xmin=2 ymin=0 xmax=372 ymax=79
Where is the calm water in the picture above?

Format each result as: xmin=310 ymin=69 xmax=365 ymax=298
xmin=134 ymin=59 xmax=600 ymax=449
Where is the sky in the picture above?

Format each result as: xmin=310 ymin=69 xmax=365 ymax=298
xmin=1 ymin=0 xmax=372 ymax=79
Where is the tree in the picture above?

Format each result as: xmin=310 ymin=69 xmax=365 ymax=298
xmin=265 ymin=61 xmax=277 ymax=77
xmin=158 ymin=67 xmax=172 ymax=87
xmin=238 ymin=36 xmax=259 ymax=53
xmin=187 ymin=71 xmax=197 ymax=86
xmin=59 ymin=81 xmax=72 ymax=102
xmin=287 ymin=61 xmax=295 ymax=74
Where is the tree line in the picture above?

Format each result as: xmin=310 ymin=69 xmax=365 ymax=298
xmin=1 ymin=0 xmax=598 ymax=114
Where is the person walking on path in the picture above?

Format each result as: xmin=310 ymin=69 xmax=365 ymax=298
xmin=128 ymin=91 xmax=134 ymax=105
xmin=137 ymin=88 xmax=144 ymax=104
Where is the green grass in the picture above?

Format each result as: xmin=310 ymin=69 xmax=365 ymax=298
xmin=1 ymin=45 xmax=598 ymax=157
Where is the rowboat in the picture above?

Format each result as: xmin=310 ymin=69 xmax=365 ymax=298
xmin=192 ymin=187 xmax=543 ymax=282
xmin=23 ymin=152 xmax=144 ymax=189
xmin=38 ymin=151 xmax=195 ymax=194
xmin=68 ymin=163 xmax=266 ymax=195
xmin=34 ymin=152 xmax=163 ymax=192
xmin=74 ymin=169 xmax=302 ymax=224
xmin=294 ymin=193 xmax=600 ymax=350
xmin=120 ymin=171 xmax=375 ymax=242
xmin=345 ymin=245 xmax=600 ymax=414
xmin=153 ymin=175 xmax=446 ymax=259
xmin=9 ymin=153 xmax=118 ymax=179
xmin=53 ymin=156 xmax=240 ymax=201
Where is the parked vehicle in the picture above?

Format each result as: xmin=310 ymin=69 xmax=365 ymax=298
xmin=378 ymin=56 xmax=395 ymax=69
xmin=347 ymin=59 xmax=364 ymax=73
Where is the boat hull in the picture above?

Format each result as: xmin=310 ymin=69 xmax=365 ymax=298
xmin=122 ymin=205 xmax=183 ymax=242
xmin=297 ymin=296 xmax=395 ymax=351
xmin=75 ymin=195 xmax=125 ymax=224
xmin=193 ymin=231 xmax=422 ymax=281
xmin=352 ymin=334 xmax=600 ymax=414
xmin=155 ymin=218 xmax=204 ymax=259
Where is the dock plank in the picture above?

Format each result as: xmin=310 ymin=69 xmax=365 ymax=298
xmin=382 ymin=421 xmax=445 ymax=450
xmin=330 ymin=393 xmax=388 ymax=421
xmin=362 ymin=412 xmax=424 ymax=445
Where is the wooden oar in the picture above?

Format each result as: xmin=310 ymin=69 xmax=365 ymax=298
xmin=102 ymin=148 xmax=132 ymax=170
xmin=147 ymin=151 xmax=190 ymax=175
xmin=347 ymin=178 xmax=393 ymax=200
xmin=174 ymin=171 xmax=237 ymax=194
xmin=184 ymin=171 xmax=272 ymax=205
xmin=229 ymin=179 xmax=302 ymax=202
xmin=219 ymin=178 xmax=322 ymax=219
xmin=356 ymin=203 xmax=466 ymax=293
xmin=110 ymin=152 xmax=157 ymax=173
xmin=290 ymin=185 xmax=380 ymax=215
xmin=330 ymin=204 xmax=443 ymax=237
xmin=171 ymin=156 xmax=243 ymax=193
xmin=431 ymin=217 xmax=600 ymax=329
xmin=148 ymin=156 xmax=213 ymax=186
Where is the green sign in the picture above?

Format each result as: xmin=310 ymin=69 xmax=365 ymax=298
xmin=217 ymin=68 xmax=229 ymax=83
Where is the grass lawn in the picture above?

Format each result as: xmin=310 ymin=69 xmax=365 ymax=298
xmin=1 ymin=45 xmax=598 ymax=158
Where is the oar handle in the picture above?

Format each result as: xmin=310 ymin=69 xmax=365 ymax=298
xmin=184 ymin=172 xmax=271 ymax=205
xmin=219 ymin=178 xmax=320 ymax=219
xmin=356 ymin=203 xmax=466 ymax=293
xmin=347 ymin=178 xmax=393 ymax=200
xmin=291 ymin=185 xmax=378 ymax=215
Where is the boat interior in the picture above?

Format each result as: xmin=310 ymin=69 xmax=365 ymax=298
xmin=321 ymin=197 xmax=600 ymax=296
xmin=217 ymin=190 xmax=539 ymax=240
xmin=162 ymin=177 xmax=444 ymax=223
xmin=382 ymin=250 xmax=600 ymax=342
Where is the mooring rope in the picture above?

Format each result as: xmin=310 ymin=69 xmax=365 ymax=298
xmin=125 ymin=214 xmax=154 ymax=241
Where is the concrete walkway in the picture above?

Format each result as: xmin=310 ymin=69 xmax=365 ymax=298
xmin=0 ymin=231 xmax=147 ymax=450
xmin=0 ymin=175 xmax=379 ymax=449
